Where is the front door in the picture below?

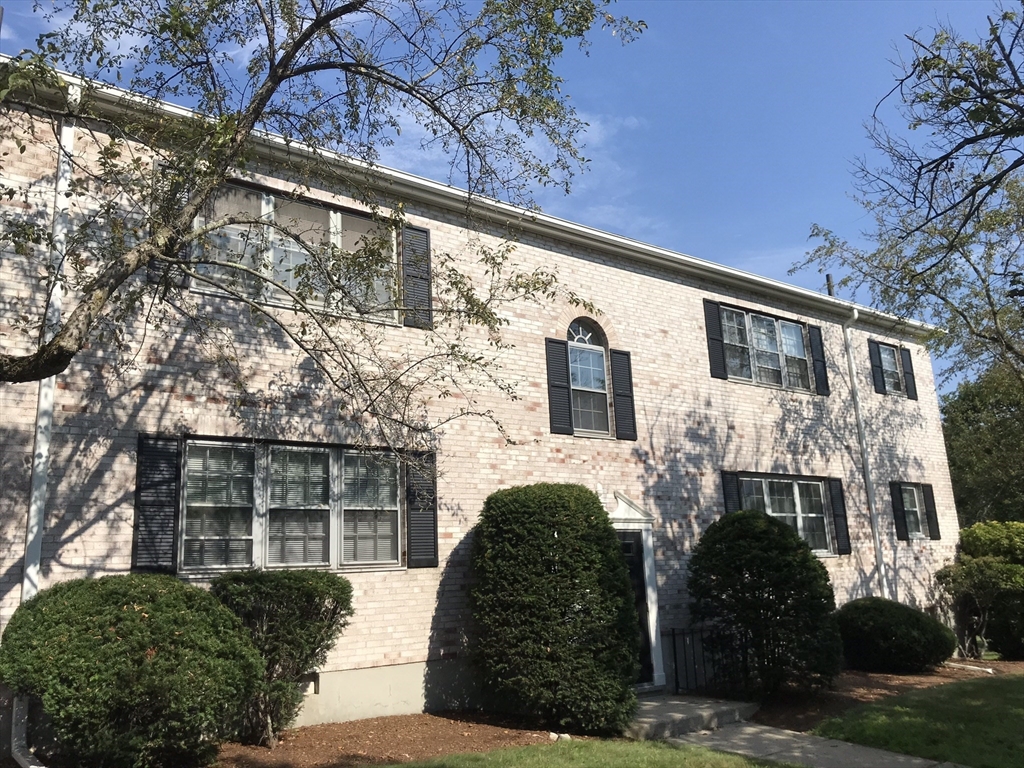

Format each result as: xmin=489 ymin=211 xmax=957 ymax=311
xmin=617 ymin=530 xmax=654 ymax=684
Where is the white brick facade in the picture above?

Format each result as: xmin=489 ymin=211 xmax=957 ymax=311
xmin=0 ymin=100 xmax=958 ymax=725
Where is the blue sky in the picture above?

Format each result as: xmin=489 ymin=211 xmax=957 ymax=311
xmin=0 ymin=0 xmax=998 ymax=380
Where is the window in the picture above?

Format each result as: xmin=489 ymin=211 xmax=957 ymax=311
xmin=198 ymin=184 xmax=395 ymax=314
xmin=739 ymin=476 xmax=832 ymax=552
xmin=705 ymin=300 xmax=829 ymax=396
xmin=182 ymin=441 xmax=400 ymax=570
xmin=721 ymin=471 xmax=850 ymax=555
xmin=868 ymin=340 xmax=919 ymax=400
xmin=889 ymin=481 xmax=940 ymax=541
xmin=567 ymin=319 xmax=610 ymax=433
xmin=544 ymin=319 xmax=637 ymax=440
xmin=133 ymin=436 xmax=439 ymax=573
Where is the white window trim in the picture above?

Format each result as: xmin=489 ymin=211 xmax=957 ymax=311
xmin=899 ymin=482 xmax=930 ymax=539
xmin=180 ymin=440 xmax=403 ymax=573
xmin=194 ymin=184 xmax=400 ymax=323
xmin=877 ymin=342 xmax=906 ymax=397
xmin=567 ymin=321 xmax=612 ymax=436
xmin=722 ymin=307 xmax=813 ymax=393
xmin=740 ymin=474 xmax=836 ymax=554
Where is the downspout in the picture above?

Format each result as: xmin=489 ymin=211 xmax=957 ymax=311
xmin=11 ymin=84 xmax=80 ymax=768
xmin=842 ymin=307 xmax=892 ymax=600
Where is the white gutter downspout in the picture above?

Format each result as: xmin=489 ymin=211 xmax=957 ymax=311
xmin=843 ymin=307 xmax=892 ymax=600
xmin=11 ymin=84 xmax=80 ymax=768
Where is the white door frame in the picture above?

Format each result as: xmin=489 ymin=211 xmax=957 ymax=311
xmin=610 ymin=491 xmax=666 ymax=689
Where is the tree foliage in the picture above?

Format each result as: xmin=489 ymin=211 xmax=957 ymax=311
xmin=687 ymin=510 xmax=842 ymax=697
xmin=211 ymin=570 xmax=354 ymax=748
xmin=0 ymin=0 xmax=643 ymax=446
xmin=799 ymin=3 xmax=1024 ymax=382
xmin=942 ymin=363 xmax=1024 ymax=526
xmin=936 ymin=521 xmax=1024 ymax=658
xmin=0 ymin=574 xmax=262 ymax=768
xmin=470 ymin=483 xmax=638 ymax=734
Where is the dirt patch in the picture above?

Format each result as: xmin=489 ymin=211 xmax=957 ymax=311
xmin=216 ymin=712 xmax=556 ymax=768
xmin=752 ymin=660 xmax=1024 ymax=733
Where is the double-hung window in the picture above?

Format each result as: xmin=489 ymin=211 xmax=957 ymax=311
xmin=721 ymin=307 xmax=811 ymax=391
xmin=868 ymin=340 xmax=919 ymax=400
xmin=738 ymin=475 xmax=833 ymax=553
xmin=567 ymin=319 xmax=610 ymax=433
xmin=181 ymin=441 xmax=401 ymax=570
xmin=889 ymin=481 xmax=940 ymax=541
xmin=198 ymin=184 xmax=395 ymax=315
xmin=706 ymin=299 xmax=831 ymax=395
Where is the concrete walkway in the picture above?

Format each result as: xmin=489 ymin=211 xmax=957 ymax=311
xmin=671 ymin=721 xmax=968 ymax=768
xmin=627 ymin=694 xmax=967 ymax=768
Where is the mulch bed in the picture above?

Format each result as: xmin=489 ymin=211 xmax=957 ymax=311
xmin=753 ymin=659 xmax=1024 ymax=732
xmin=5 ymin=661 xmax=1021 ymax=768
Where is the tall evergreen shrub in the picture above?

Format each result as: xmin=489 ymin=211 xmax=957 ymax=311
xmin=687 ymin=510 xmax=842 ymax=697
xmin=0 ymin=574 xmax=262 ymax=768
xmin=211 ymin=569 xmax=354 ymax=746
xmin=470 ymin=483 xmax=638 ymax=734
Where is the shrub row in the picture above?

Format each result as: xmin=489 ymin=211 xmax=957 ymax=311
xmin=0 ymin=570 xmax=353 ymax=768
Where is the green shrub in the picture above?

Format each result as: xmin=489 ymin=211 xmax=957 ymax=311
xmin=0 ymin=574 xmax=262 ymax=768
xmin=835 ymin=597 xmax=956 ymax=673
xmin=211 ymin=569 xmax=354 ymax=746
xmin=687 ymin=510 xmax=842 ymax=697
xmin=960 ymin=521 xmax=1024 ymax=564
xmin=470 ymin=483 xmax=638 ymax=734
xmin=937 ymin=522 xmax=1024 ymax=658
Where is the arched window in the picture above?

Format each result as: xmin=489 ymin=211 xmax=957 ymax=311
xmin=566 ymin=319 xmax=610 ymax=433
xmin=544 ymin=319 xmax=636 ymax=440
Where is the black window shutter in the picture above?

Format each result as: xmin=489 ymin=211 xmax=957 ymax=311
xmin=922 ymin=484 xmax=941 ymax=540
xmin=704 ymin=300 xmax=728 ymax=380
xmin=868 ymin=340 xmax=886 ymax=394
xmin=721 ymin=471 xmax=741 ymax=514
xmin=406 ymin=452 xmax=438 ymax=568
xmin=545 ymin=338 xmax=574 ymax=435
xmin=828 ymin=478 xmax=851 ymax=555
xmin=808 ymin=325 xmax=830 ymax=396
xmin=890 ymin=481 xmax=909 ymax=541
xmin=900 ymin=348 xmax=918 ymax=400
xmin=402 ymin=226 xmax=433 ymax=330
xmin=609 ymin=349 xmax=637 ymax=441
xmin=132 ymin=435 xmax=182 ymax=573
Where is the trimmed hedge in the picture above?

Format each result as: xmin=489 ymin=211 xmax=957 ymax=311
xmin=0 ymin=574 xmax=262 ymax=768
xmin=835 ymin=597 xmax=956 ymax=673
xmin=470 ymin=483 xmax=638 ymax=734
xmin=687 ymin=510 xmax=842 ymax=696
xmin=211 ymin=570 xmax=354 ymax=746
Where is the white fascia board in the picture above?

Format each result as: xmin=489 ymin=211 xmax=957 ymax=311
xmin=17 ymin=58 xmax=935 ymax=339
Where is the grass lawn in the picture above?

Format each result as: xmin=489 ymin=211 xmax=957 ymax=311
xmin=814 ymin=674 xmax=1024 ymax=768
xmin=390 ymin=740 xmax=798 ymax=768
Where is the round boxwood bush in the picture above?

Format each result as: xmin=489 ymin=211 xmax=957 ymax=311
xmin=0 ymin=574 xmax=262 ymax=768
xmin=688 ymin=510 xmax=843 ymax=697
xmin=836 ymin=597 xmax=956 ymax=673
xmin=211 ymin=569 xmax=354 ymax=746
xmin=470 ymin=483 xmax=638 ymax=734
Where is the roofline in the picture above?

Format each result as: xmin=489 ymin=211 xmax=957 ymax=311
xmin=6 ymin=56 xmax=934 ymax=338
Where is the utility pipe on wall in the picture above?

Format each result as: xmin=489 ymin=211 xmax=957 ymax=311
xmin=12 ymin=84 xmax=80 ymax=768
xmin=842 ymin=307 xmax=892 ymax=600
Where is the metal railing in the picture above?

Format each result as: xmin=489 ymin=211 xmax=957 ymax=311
xmin=662 ymin=625 xmax=753 ymax=698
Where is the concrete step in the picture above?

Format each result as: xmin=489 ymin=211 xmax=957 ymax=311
xmin=627 ymin=694 xmax=760 ymax=740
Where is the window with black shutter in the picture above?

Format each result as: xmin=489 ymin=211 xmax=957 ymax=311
xmin=704 ymin=299 xmax=828 ymax=395
xmin=890 ymin=481 xmax=940 ymax=541
xmin=722 ymin=470 xmax=849 ymax=555
xmin=545 ymin=318 xmax=636 ymax=439
xmin=869 ymin=341 xmax=917 ymax=400
xmin=132 ymin=435 xmax=437 ymax=571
